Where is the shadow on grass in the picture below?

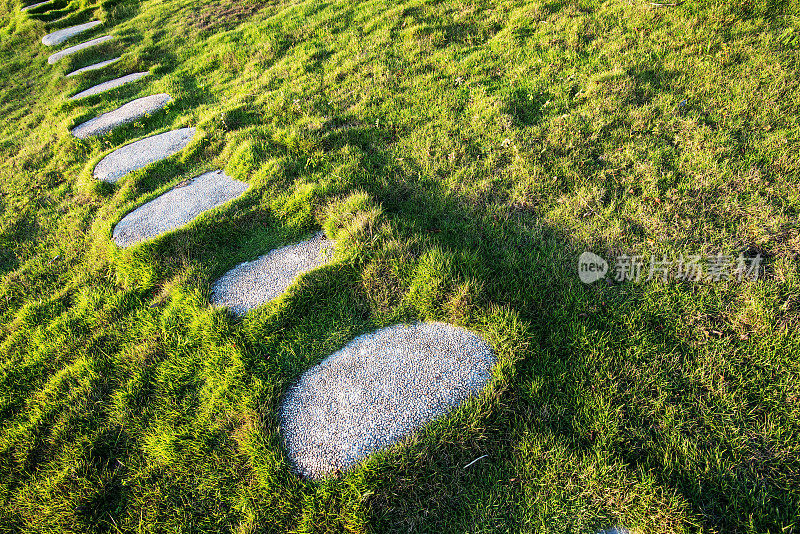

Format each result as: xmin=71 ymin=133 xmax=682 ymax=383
xmin=262 ymin=132 xmax=795 ymax=533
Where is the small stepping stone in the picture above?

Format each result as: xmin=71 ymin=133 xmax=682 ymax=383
xmin=71 ymin=94 xmax=172 ymax=139
xmin=47 ymin=35 xmax=114 ymax=64
xmin=69 ymin=71 xmax=149 ymax=100
xmin=279 ymin=322 xmax=496 ymax=479
xmin=22 ymin=0 xmax=53 ymax=11
xmin=66 ymin=57 xmax=121 ymax=77
xmin=210 ymin=232 xmax=335 ymax=315
xmin=93 ymin=127 xmax=195 ymax=183
xmin=112 ymin=170 xmax=248 ymax=248
xmin=42 ymin=20 xmax=101 ymax=46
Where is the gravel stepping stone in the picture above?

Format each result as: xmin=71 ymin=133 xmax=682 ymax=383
xmin=279 ymin=322 xmax=496 ymax=479
xmin=93 ymin=127 xmax=195 ymax=183
xmin=112 ymin=170 xmax=248 ymax=248
xmin=69 ymin=71 xmax=149 ymax=100
xmin=210 ymin=232 xmax=335 ymax=315
xmin=71 ymin=94 xmax=172 ymax=139
xmin=66 ymin=57 xmax=121 ymax=77
xmin=22 ymin=0 xmax=53 ymax=11
xmin=42 ymin=20 xmax=101 ymax=46
xmin=47 ymin=35 xmax=114 ymax=64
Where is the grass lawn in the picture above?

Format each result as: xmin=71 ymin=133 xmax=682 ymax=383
xmin=0 ymin=0 xmax=799 ymax=531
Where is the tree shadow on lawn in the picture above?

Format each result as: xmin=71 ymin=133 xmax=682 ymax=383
xmin=282 ymin=130 xmax=797 ymax=533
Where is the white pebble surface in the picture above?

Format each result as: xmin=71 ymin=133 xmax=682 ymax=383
xmin=71 ymin=93 xmax=172 ymax=139
xmin=279 ymin=322 xmax=496 ymax=479
xmin=69 ymin=71 xmax=149 ymax=100
xmin=42 ymin=21 xmax=101 ymax=46
xmin=112 ymin=170 xmax=248 ymax=248
xmin=22 ymin=0 xmax=53 ymax=11
xmin=93 ymin=127 xmax=195 ymax=183
xmin=66 ymin=57 xmax=122 ymax=77
xmin=47 ymin=35 xmax=114 ymax=64
xmin=210 ymin=232 xmax=335 ymax=315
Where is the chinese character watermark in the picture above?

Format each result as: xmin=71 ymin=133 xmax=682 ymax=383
xmin=578 ymin=252 xmax=762 ymax=284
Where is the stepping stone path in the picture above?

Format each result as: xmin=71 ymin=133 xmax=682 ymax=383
xmin=112 ymin=170 xmax=248 ymax=247
xmin=48 ymin=35 xmax=114 ymax=64
xmin=71 ymin=94 xmax=172 ymax=139
xmin=70 ymin=71 xmax=149 ymax=100
xmin=210 ymin=232 xmax=335 ymax=315
xmin=25 ymin=0 xmax=499 ymax=489
xmin=66 ymin=57 xmax=121 ymax=77
xmin=42 ymin=20 xmax=101 ymax=46
xmin=279 ymin=322 xmax=496 ymax=479
xmin=93 ymin=127 xmax=195 ymax=183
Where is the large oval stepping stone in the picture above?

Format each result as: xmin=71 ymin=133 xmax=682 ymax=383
xmin=42 ymin=20 xmax=101 ymax=46
xmin=210 ymin=232 xmax=335 ymax=315
xmin=279 ymin=322 xmax=496 ymax=479
xmin=112 ymin=170 xmax=248 ymax=248
xmin=69 ymin=71 xmax=149 ymax=100
xmin=93 ymin=127 xmax=195 ymax=183
xmin=66 ymin=57 xmax=121 ymax=77
xmin=47 ymin=35 xmax=114 ymax=64
xmin=72 ymin=94 xmax=172 ymax=139
xmin=22 ymin=0 xmax=53 ymax=11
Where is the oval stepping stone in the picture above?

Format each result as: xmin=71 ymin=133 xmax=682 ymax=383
xmin=47 ymin=35 xmax=114 ymax=64
xmin=22 ymin=0 xmax=53 ymax=11
xmin=66 ymin=57 xmax=121 ymax=77
xmin=112 ymin=170 xmax=248 ymax=248
xmin=42 ymin=20 xmax=101 ymax=46
xmin=71 ymin=94 xmax=172 ymax=139
xmin=93 ymin=127 xmax=195 ymax=183
xmin=69 ymin=71 xmax=149 ymax=100
xmin=279 ymin=322 xmax=496 ymax=479
xmin=210 ymin=232 xmax=335 ymax=315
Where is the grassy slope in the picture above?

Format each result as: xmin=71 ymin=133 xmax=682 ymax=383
xmin=0 ymin=0 xmax=799 ymax=532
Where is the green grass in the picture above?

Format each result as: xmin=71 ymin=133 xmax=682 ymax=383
xmin=1 ymin=0 xmax=799 ymax=531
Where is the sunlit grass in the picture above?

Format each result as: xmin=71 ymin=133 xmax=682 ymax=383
xmin=0 ymin=0 xmax=798 ymax=532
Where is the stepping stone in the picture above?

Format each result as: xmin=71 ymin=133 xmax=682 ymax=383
xmin=22 ymin=0 xmax=53 ymax=11
xmin=69 ymin=71 xmax=149 ymax=100
xmin=42 ymin=20 xmax=101 ymax=46
xmin=71 ymin=94 xmax=172 ymax=139
xmin=210 ymin=232 xmax=335 ymax=315
xmin=112 ymin=170 xmax=248 ymax=248
xmin=66 ymin=57 xmax=121 ymax=77
xmin=279 ymin=322 xmax=496 ymax=479
xmin=93 ymin=127 xmax=195 ymax=183
xmin=47 ymin=35 xmax=114 ymax=64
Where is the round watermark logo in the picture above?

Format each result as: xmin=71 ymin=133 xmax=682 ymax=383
xmin=578 ymin=252 xmax=608 ymax=283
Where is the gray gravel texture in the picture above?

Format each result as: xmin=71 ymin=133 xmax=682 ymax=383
xmin=279 ymin=322 xmax=496 ymax=479
xmin=112 ymin=170 xmax=248 ymax=248
xmin=210 ymin=232 xmax=335 ymax=316
xmin=22 ymin=0 xmax=53 ymax=11
xmin=47 ymin=35 xmax=114 ymax=64
xmin=66 ymin=57 xmax=121 ymax=77
xmin=72 ymin=94 xmax=172 ymax=139
xmin=69 ymin=71 xmax=149 ymax=100
xmin=93 ymin=127 xmax=195 ymax=183
xmin=42 ymin=20 xmax=101 ymax=46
